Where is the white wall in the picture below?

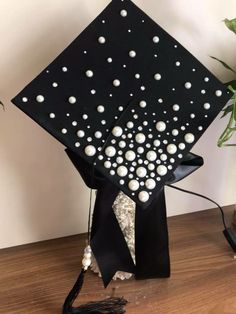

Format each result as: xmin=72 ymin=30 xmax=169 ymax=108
xmin=0 ymin=0 xmax=236 ymax=249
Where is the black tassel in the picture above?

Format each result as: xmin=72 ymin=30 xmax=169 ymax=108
xmin=62 ymin=268 xmax=128 ymax=314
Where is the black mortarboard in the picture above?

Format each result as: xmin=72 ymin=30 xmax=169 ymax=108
xmin=12 ymin=0 xmax=232 ymax=209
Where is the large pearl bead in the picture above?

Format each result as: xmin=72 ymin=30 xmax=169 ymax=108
xmin=84 ymin=145 xmax=96 ymax=157
xmin=154 ymin=73 xmax=162 ymax=81
xmin=215 ymin=90 xmax=222 ymax=97
xmin=203 ymin=103 xmax=211 ymax=110
xmin=167 ymin=144 xmax=177 ymax=155
xmin=136 ymin=167 xmax=147 ymax=178
xmin=98 ymin=36 xmax=106 ymax=44
xmin=145 ymin=179 xmax=156 ymax=190
xmin=117 ymin=166 xmax=128 ymax=177
xmin=113 ymin=79 xmax=121 ymax=87
xmin=146 ymin=151 xmax=157 ymax=161
xmin=179 ymin=143 xmax=186 ymax=150
xmin=95 ymin=131 xmax=102 ymax=138
xmin=139 ymin=100 xmax=147 ymax=108
xmin=138 ymin=191 xmax=149 ymax=202
xmin=128 ymin=180 xmax=139 ymax=191
xmin=112 ymin=126 xmax=123 ymax=137
xmin=135 ymin=133 xmax=146 ymax=144
xmin=120 ymin=9 xmax=128 ymax=17
xmin=68 ymin=96 xmax=77 ymax=104
xmin=125 ymin=150 xmax=136 ymax=161
xmin=97 ymin=105 xmax=105 ymax=113
xmin=173 ymin=104 xmax=180 ymax=111
xmin=77 ymin=130 xmax=85 ymax=138
xmin=105 ymin=146 xmax=116 ymax=157
xmin=86 ymin=70 xmax=93 ymax=78
xmin=184 ymin=82 xmax=192 ymax=89
xmin=153 ymin=36 xmax=160 ymax=43
xmin=129 ymin=50 xmax=136 ymax=58
xmin=184 ymin=133 xmax=195 ymax=144
xmin=157 ymin=165 xmax=167 ymax=176
xmin=36 ymin=95 xmax=44 ymax=103
xmin=172 ymin=129 xmax=179 ymax=136
xmin=154 ymin=139 xmax=161 ymax=147
xmin=156 ymin=121 xmax=166 ymax=132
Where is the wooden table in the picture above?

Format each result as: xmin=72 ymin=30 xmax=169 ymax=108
xmin=0 ymin=206 xmax=235 ymax=314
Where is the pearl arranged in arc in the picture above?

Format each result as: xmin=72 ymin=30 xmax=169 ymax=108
xmin=98 ymin=36 xmax=106 ymax=44
xmin=157 ymin=165 xmax=168 ymax=176
xmin=184 ymin=82 xmax=192 ymax=89
xmin=154 ymin=73 xmax=162 ymax=81
xmin=135 ymin=133 xmax=146 ymax=144
xmin=112 ymin=126 xmax=123 ymax=137
xmin=36 ymin=95 xmax=44 ymax=103
xmin=184 ymin=133 xmax=195 ymax=144
xmin=138 ymin=191 xmax=149 ymax=202
xmin=128 ymin=180 xmax=139 ymax=191
xmin=156 ymin=121 xmax=166 ymax=132
xmin=117 ymin=166 xmax=128 ymax=177
xmin=86 ymin=70 xmax=94 ymax=78
xmin=68 ymin=96 xmax=77 ymax=104
xmin=113 ymin=79 xmax=121 ymax=87
xmin=120 ymin=9 xmax=128 ymax=17
xmin=85 ymin=145 xmax=96 ymax=157
xmin=153 ymin=36 xmax=160 ymax=43
xmin=215 ymin=90 xmax=222 ymax=97
xmin=167 ymin=144 xmax=177 ymax=155
xmin=129 ymin=50 xmax=136 ymax=58
xmin=204 ymin=103 xmax=211 ymax=110
xmin=145 ymin=179 xmax=156 ymax=190
xmin=125 ymin=150 xmax=136 ymax=161
xmin=105 ymin=146 xmax=116 ymax=157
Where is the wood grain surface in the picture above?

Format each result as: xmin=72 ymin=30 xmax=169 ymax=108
xmin=0 ymin=206 xmax=236 ymax=314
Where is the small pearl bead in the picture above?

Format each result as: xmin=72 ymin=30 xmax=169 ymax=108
xmin=98 ymin=36 xmax=106 ymax=44
xmin=77 ymin=130 xmax=85 ymax=138
xmin=125 ymin=150 xmax=136 ymax=161
xmin=154 ymin=139 xmax=161 ymax=147
xmin=190 ymin=113 xmax=195 ymax=119
xmin=49 ymin=113 xmax=55 ymax=119
xmin=75 ymin=142 xmax=80 ymax=148
xmin=112 ymin=126 xmax=123 ymax=137
xmin=179 ymin=143 xmax=186 ymax=150
xmin=145 ymin=179 xmax=156 ymax=190
xmin=184 ymin=133 xmax=195 ymax=144
xmin=119 ymin=141 xmax=126 ymax=148
xmin=117 ymin=166 xmax=128 ymax=177
xmin=128 ymin=180 xmax=139 ymax=191
xmin=185 ymin=82 xmax=192 ymax=89
xmin=167 ymin=144 xmax=177 ymax=155
xmin=172 ymin=129 xmax=179 ymax=136
xmin=84 ymin=145 xmax=96 ymax=157
xmin=22 ymin=97 xmax=28 ymax=102
xmin=136 ymin=167 xmax=147 ymax=178
xmin=61 ymin=128 xmax=67 ymax=134
xmin=62 ymin=67 xmax=68 ymax=72
xmin=104 ymin=161 xmax=111 ymax=169
xmin=68 ymin=96 xmax=77 ymax=104
xmin=95 ymin=131 xmax=102 ymax=138
xmin=105 ymin=146 xmax=116 ymax=157
xmin=113 ymin=79 xmax=121 ymax=87
xmin=215 ymin=90 xmax=222 ymax=97
xmin=127 ymin=121 xmax=134 ymax=129
xmin=52 ymin=82 xmax=58 ymax=87
xmin=97 ymin=105 xmax=105 ymax=113
xmin=139 ymin=100 xmax=147 ymax=108
xmin=157 ymin=165 xmax=168 ymax=176
xmin=129 ymin=50 xmax=136 ymax=58
xmin=120 ymin=9 xmax=128 ymax=17
xmin=204 ymin=77 xmax=210 ymax=82
xmin=107 ymin=57 xmax=112 ymax=63
xmin=154 ymin=73 xmax=162 ymax=81
xmin=153 ymin=36 xmax=160 ymax=43
xmin=160 ymin=154 xmax=167 ymax=161
xmin=173 ymin=104 xmax=180 ymax=111
xmin=175 ymin=61 xmax=181 ymax=66
xmin=135 ymin=73 xmax=140 ymax=79
xmin=86 ymin=70 xmax=93 ymax=78
xmin=135 ymin=133 xmax=146 ymax=144
xmin=138 ymin=191 xmax=149 ymax=202
xmin=204 ymin=103 xmax=211 ymax=110
xmin=36 ymin=95 xmax=44 ymax=103
xmin=146 ymin=151 xmax=157 ymax=162
xmin=156 ymin=121 xmax=166 ymax=132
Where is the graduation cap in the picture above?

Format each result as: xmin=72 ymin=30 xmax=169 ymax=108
xmin=11 ymin=0 xmax=232 ymax=312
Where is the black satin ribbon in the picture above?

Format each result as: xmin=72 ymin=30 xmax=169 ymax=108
xmin=65 ymin=149 xmax=203 ymax=286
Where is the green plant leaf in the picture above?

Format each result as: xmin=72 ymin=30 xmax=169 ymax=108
xmin=233 ymin=102 xmax=236 ymax=121
xmin=224 ymin=18 xmax=236 ymax=34
xmin=221 ymin=103 xmax=233 ymax=118
xmin=210 ymin=56 xmax=236 ymax=74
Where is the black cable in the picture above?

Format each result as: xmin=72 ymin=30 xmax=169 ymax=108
xmin=167 ymin=184 xmax=227 ymax=229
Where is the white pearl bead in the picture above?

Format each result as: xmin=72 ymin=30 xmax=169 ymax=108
xmin=95 ymin=131 xmax=102 ymax=138
xmin=112 ymin=126 xmax=123 ymax=137
xmin=52 ymin=82 xmax=58 ymax=87
xmin=136 ymin=167 xmax=147 ymax=178
xmin=77 ymin=130 xmax=85 ymax=138
xmin=97 ymin=105 xmax=105 ymax=113
xmin=62 ymin=67 xmax=68 ymax=72
xmin=86 ymin=70 xmax=93 ymax=78
xmin=145 ymin=179 xmax=156 ymax=190
xmin=119 ymin=141 xmax=126 ymax=148
xmin=175 ymin=61 xmax=181 ymax=66
xmin=116 ymin=157 xmax=123 ymax=164
xmin=167 ymin=144 xmax=177 ymax=155
xmin=215 ymin=90 xmax=222 ymax=97
xmin=160 ymin=154 xmax=167 ymax=161
xmin=156 ymin=121 xmax=166 ymax=132
xmin=61 ymin=128 xmax=67 ymax=134
xmin=146 ymin=151 xmax=157 ymax=162
xmin=128 ymin=180 xmax=139 ymax=191
xmin=104 ymin=161 xmax=111 ymax=169
xmin=184 ymin=133 xmax=195 ymax=144
xmin=68 ymin=96 xmax=77 ymax=104
xmin=135 ymin=133 xmax=146 ymax=144
xmin=135 ymin=73 xmax=140 ymax=79
xmin=172 ymin=129 xmax=179 ymax=136
xmin=173 ymin=104 xmax=180 ymax=111
xmin=22 ymin=97 xmax=28 ymax=102
xmin=98 ymin=36 xmax=106 ymax=44
xmin=120 ymin=9 xmax=127 ymax=17
xmin=153 ymin=36 xmax=160 ymax=43
xmin=179 ymin=143 xmax=186 ymax=150
xmin=138 ymin=191 xmax=149 ymax=202
xmin=36 ymin=95 xmax=44 ymax=103
xmin=127 ymin=121 xmax=134 ymax=128
xmin=117 ymin=166 xmax=128 ymax=177
xmin=157 ymin=165 xmax=167 ymax=176
xmin=204 ymin=77 xmax=210 ymax=82
xmin=82 ymin=114 xmax=88 ymax=120
xmin=105 ymin=146 xmax=116 ymax=157
xmin=148 ymin=163 xmax=155 ymax=171
xmin=125 ymin=150 xmax=136 ymax=161
xmin=84 ymin=246 xmax=92 ymax=253
xmin=154 ymin=139 xmax=161 ymax=147
xmin=190 ymin=113 xmax=195 ymax=119
xmin=82 ymin=257 xmax=91 ymax=269
xmin=85 ymin=145 xmax=96 ymax=157
xmin=75 ymin=142 xmax=80 ymax=147
xmin=154 ymin=73 xmax=162 ymax=81
xmin=204 ymin=103 xmax=211 ymax=110
xmin=139 ymin=100 xmax=147 ymax=108
xmin=49 ymin=113 xmax=55 ymax=119
xmin=129 ymin=50 xmax=136 ymax=58
xmin=84 ymin=252 xmax=92 ymax=259
xmin=107 ymin=57 xmax=112 ymax=63
xmin=113 ymin=79 xmax=121 ymax=87
xmin=185 ymin=82 xmax=192 ymax=89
